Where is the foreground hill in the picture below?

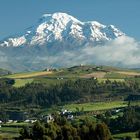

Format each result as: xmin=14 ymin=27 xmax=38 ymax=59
xmin=2 ymin=65 xmax=140 ymax=87
xmin=0 ymin=65 xmax=140 ymax=139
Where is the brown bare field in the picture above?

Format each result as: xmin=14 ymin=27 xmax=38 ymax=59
xmin=7 ymin=71 xmax=53 ymax=79
xmin=81 ymin=72 xmax=107 ymax=78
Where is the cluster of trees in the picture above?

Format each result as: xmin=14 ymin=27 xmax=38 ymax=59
xmin=0 ymin=78 xmax=140 ymax=139
xmin=0 ymin=78 xmax=140 ymax=107
xmin=97 ymin=106 xmax=140 ymax=134
xmin=136 ymin=130 xmax=140 ymax=138
xmin=19 ymin=117 xmax=112 ymax=140
xmin=0 ymin=78 xmax=16 ymax=103
xmin=110 ymin=106 xmax=140 ymax=133
xmin=0 ymin=78 xmax=15 ymax=87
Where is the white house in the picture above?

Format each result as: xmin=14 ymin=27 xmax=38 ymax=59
xmin=45 ymin=115 xmax=54 ymax=123
xmin=67 ymin=115 xmax=74 ymax=120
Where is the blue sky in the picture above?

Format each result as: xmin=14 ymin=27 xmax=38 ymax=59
xmin=0 ymin=0 xmax=140 ymax=41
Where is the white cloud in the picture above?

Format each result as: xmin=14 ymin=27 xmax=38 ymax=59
xmin=38 ymin=36 xmax=140 ymax=68
xmin=1 ymin=36 xmax=140 ymax=72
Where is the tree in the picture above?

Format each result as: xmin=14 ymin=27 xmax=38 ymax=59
xmin=95 ymin=123 xmax=112 ymax=140
xmin=32 ymin=121 xmax=46 ymax=140
xmin=136 ymin=130 xmax=140 ymax=138
xmin=125 ymin=136 xmax=132 ymax=140
xmin=19 ymin=126 xmax=31 ymax=139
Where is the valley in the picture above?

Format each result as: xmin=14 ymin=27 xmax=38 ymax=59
xmin=0 ymin=65 xmax=140 ymax=139
xmin=0 ymin=1 xmax=140 ymax=140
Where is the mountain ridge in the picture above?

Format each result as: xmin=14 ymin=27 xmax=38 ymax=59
xmin=1 ymin=12 xmax=138 ymax=72
xmin=0 ymin=12 xmax=125 ymax=48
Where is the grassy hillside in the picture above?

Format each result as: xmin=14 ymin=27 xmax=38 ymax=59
xmin=6 ymin=71 xmax=53 ymax=79
xmin=13 ymin=79 xmax=34 ymax=87
xmin=5 ymin=65 xmax=140 ymax=79
xmin=113 ymin=132 xmax=137 ymax=139
xmin=62 ymin=101 xmax=128 ymax=112
xmin=0 ymin=65 xmax=140 ymax=139
xmin=2 ymin=65 xmax=140 ymax=87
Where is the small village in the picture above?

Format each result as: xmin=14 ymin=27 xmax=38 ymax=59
xmin=0 ymin=106 xmax=124 ymax=129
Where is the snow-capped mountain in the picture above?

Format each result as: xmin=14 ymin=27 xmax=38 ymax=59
xmin=1 ymin=12 xmax=136 ymax=72
xmin=0 ymin=12 xmax=124 ymax=48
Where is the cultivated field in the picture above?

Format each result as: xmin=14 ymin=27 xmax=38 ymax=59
xmin=6 ymin=71 xmax=53 ymax=79
xmin=13 ymin=79 xmax=33 ymax=87
xmin=81 ymin=72 xmax=106 ymax=78
xmin=0 ymin=127 xmax=19 ymax=139
xmin=61 ymin=101 xmax=128 ymax=112
xmin=113 ymin=132 xmax=138 ymax=139
xmin=3 ymin=65 xmax=140 ymax=88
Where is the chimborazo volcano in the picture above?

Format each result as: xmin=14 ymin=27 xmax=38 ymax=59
xmin=0 ymin=12 xmax=129 ymax=72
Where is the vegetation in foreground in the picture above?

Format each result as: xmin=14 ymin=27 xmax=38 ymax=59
xmin=19 ymin=117 xmax=112 ymax=140
xmin=0 ymin=65 xmax=140 ymax=139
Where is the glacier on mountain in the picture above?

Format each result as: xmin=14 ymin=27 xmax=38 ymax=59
xmin=0 ymin=12 xmax=125 ymax=48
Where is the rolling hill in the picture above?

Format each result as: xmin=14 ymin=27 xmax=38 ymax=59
xmin=2 ymin=65 xmax=140 ymax=87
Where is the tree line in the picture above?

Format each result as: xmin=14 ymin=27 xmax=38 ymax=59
xmin=97 ymin=106 xmax=140 ymax=135
xmin=0 ymin=78 xmax=140 ymax=107
xmin=18 ymin=116 xmax=112 ymax=140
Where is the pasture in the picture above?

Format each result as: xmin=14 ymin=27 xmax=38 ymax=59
xmin=6 ymin=71 xmax=53 ymax=79
xmin=113 ymin=132 xmax=137 ymax=139
xmin=61 ymin=101 xmax=128 ymax=112
xmin=13 ymin=78 xmax=33 ymax=87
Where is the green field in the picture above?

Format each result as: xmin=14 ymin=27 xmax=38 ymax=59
xmin=3 ymin=65 xmax=140 ymax=88
xmin=62 ymin=101 xmax=128 ymax=112
xmin=2 ymin=122 xmax=30 ymax=127
xmin=33 ymin=101 xmax=129 ymax=117
xmin=13 ymin=77 xmax=126 ymax=88
xmin=64 ymin=101 xmax=140 ymax=112
xmin=113 ymin=132 xmax=138 ymax=139
xmin=98 ymin=78 xmax=125 ymax=82
xmin=13 ymin=78 xmax=33 ymax=87
xmin=0 ymin=127 xmax=20 ymax=139
xmin=0 ymin=65 xmax=140 ymax=139
xmin=0 ymin=122 xmax=32 ymax=139
xmin=105 ymin=72 xmax=131 ymax=79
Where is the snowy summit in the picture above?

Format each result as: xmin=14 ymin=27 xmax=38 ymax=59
xmin=0 ymin=12 xmax=125 ymax=48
